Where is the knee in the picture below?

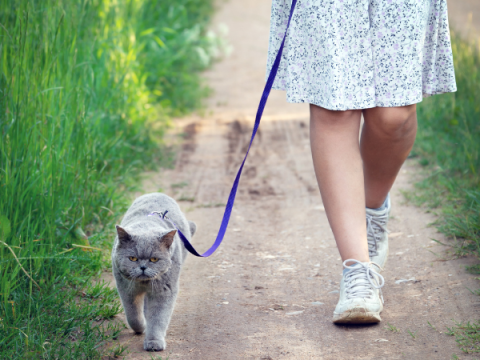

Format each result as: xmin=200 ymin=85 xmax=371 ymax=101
xmin=365 ymin=105 xmax=417 ymax=141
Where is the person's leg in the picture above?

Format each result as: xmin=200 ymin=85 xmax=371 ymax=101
xmin=361 ymin=105 xmax=418 ymax=209
xmin=309 ymin=104 xmax=368 ymax=262
xmin=310 ymin=104 xmax=385 ymax=324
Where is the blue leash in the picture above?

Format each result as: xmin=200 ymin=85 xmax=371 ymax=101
xmin=150 ymin=0 xmax=298 ymax=257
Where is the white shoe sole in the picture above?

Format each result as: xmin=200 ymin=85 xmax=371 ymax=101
xmin=333 ymin=308 xmax=382 ymax=324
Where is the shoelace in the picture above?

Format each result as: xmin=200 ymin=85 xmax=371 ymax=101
xmin=366 ymin=211 xmax=389 ymax=256
xmin=343 ymin=259 xmax=385 ymax=302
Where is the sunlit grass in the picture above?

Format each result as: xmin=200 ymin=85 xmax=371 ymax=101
xmin=0 ymin=0 xmax=216 ymax=358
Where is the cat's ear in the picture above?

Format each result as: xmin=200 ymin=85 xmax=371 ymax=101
xmin=188 ymin=221 xmax=197 ymax=236
xmin=160 ymin=230 xmax=176 ymax=250
xmin=116 ymin=225 xmax=131 ymax=246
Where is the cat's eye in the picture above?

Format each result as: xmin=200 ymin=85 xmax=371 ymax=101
xmin=150 ymin=257 xmax=159 ymax=263
xmin=128 ymin=256 xmax=138 ymax=262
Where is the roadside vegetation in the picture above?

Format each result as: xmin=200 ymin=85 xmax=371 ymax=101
xmin=0 ymin=0 xmax=218 ymax=358
xmin=412 ymin=33 xmax=480 ymax=263
xmin=409 ymin=34 xmax=480 ymax=354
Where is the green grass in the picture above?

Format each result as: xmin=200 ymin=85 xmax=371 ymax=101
xmin=385 ymin=323 xmax=400 ymax=333
xmin=407 ymin=33 xmax=480 ymax=354
xmin=408 ymin=33 xmax=480 ymax=257
xmin=0 ymin=0 xmax=216 ymax=358
xmin=406 ymin=329 xmax=417 ymax=340
xmin=447 ymin=320 xmax=480 ymax=354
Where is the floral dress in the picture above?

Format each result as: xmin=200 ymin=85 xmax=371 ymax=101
xmin=267 ymin=0 xmax=457 ymax=111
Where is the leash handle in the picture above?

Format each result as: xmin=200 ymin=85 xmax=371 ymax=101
xmin=153 ymin=0 xmax=298 ymax=257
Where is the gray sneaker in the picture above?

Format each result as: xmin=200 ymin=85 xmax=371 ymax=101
xmin=333 ymin=260 xmax=385 ymax=324
xmin=366 ymin=195 xmax=391 ymax=269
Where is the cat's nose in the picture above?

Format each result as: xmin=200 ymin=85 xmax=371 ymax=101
xmin=140 ymin=266 xmax=147 ymax=271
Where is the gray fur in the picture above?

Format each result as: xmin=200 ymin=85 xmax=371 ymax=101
xmin=112 ymin=193 xmax=196 ymax=351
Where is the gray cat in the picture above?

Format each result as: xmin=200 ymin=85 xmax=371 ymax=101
xmin=112 ymin=193 xmax=196 ymax=351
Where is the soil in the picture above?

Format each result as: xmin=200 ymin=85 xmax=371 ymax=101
xmin=105 ymin=1 xmax=480 ymax=358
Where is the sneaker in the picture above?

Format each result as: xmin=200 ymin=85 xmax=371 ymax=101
xmin=332 ymin=259 xmax=385 ymax=324
xmin=366 ymin=195 xmax=391 ymax=269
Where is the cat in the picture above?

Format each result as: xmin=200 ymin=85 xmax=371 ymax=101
xmin=112 ymin=192 xmax=196 ymax=351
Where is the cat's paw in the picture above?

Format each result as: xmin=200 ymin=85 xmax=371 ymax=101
xmin=144 ymin=338 xmax=166 ymax=352
xmin=128 ymin=321 xmax=145 ymax=334
xmin=125 ymin=313 xmax=146 ymax=334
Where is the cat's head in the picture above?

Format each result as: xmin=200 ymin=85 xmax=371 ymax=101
xmin=114 ymin=225 xmax=176 ymax=281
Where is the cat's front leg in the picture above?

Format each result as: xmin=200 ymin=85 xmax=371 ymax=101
xmin=115 ymin=275 xmax=147 ymax=333
xmin=143 ymin=288 xmax=178 ymax=351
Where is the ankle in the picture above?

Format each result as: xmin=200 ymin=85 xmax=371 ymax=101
xmin=366 ymin=194 xmax=389 ymax=211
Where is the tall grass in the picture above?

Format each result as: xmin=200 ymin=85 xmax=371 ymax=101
xmin=0 ymin=0 xmax=216 ymax=358
xmin=403 ymin=32 xmax=480 ymax=357
xmin=410 ymin=33 xmax=480 ymax=258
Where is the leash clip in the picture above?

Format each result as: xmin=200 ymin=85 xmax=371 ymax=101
xmin=148 ymin=210 xmax=169 ymax=220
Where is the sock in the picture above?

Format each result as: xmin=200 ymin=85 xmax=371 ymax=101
xmin=367 ymin=194 xmax=389 ymax=211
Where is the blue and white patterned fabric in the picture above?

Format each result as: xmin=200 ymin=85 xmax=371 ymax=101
xmin=267 ymin=0 xmax=457 ymax=110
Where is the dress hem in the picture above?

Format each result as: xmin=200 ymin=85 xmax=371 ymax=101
xmin=271 ymin=86 xmax=457 ymax=111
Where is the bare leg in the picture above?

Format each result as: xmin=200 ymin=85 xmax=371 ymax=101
xmin=309 ymin=105 xmax=368 ymax=262
xmin=361 ymin=105 xmax=418 ymax=208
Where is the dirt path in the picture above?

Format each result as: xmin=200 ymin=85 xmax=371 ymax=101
xmin=108 ymin=1 xmax=480 ymax=358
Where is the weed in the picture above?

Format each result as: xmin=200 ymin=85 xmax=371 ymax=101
xmin=178 ymin=195 xmax=196 ymax=202
xmin=171 ymin=181 xmax=189 ymax=189
xmin=407 ymin=329 xmax=417 ymax=339
xmin=447 ymin=320 xmax=480 ymax=353
xmin=466 ymin=286 xmax=480 ymax=296
xmin=197 ymin=202 xmax=227 ymax=208
xmin=466 ymin=264 xmax=480 ymax=275
xmin=385 ymin=323 xmax=400 ymax=332
xmin=108 ymin=344 xmax=129 ymax=359
xmin=427 ymin=321 xmax=437 ymax=331
xmin=150 ymin=355 xmax=169 ymax=360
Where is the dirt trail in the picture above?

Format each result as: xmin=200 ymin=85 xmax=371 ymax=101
xmin=108 ymin=1 xmax=480 ymax=358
